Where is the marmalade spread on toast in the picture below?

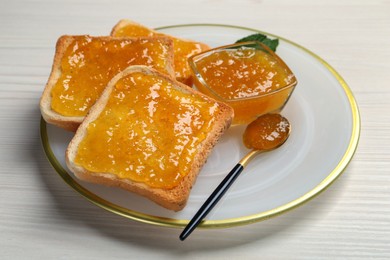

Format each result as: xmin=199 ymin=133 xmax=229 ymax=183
xmin=112 ymin=23 xmax=209 ymax=85
xmin=192 ymin=47 xmax=296 ymax=124
xmin=51 ymin=36 xmax=173 ymax=117
xmin=74 ymin=72 xmax=221 ymax=189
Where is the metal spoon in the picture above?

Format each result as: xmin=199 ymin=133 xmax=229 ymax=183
xmin=179 ymin=113 xmax=291 ymax=241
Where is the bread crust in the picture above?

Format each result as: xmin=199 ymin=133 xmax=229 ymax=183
xmin=65 ymin=65 xmax=233 ymax=211
xmin=40 ymin=35 xmax=175 ymax=132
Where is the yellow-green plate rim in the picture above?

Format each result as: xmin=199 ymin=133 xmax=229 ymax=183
xmin=40 ymin=23 xmax=361 ymax=229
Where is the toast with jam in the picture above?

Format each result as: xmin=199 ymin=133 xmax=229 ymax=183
xmin=111 ymin=19 xmax=210 ymax=86
xmin=65 ymin=66 xmax=234 ymax=211
xmin=40 ymin=35 xmax=175 ymax=131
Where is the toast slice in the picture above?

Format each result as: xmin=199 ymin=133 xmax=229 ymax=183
xmin=40 ymin=35 xmax=175 ymax=131
xmin=111 ymin=19 xmax=210 ymax=86
xmin=65 ymin=65 xmax=234 ymax=211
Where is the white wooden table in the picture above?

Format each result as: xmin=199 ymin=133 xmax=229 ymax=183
xmin=1 ymin=0 xmax=389 ymax=259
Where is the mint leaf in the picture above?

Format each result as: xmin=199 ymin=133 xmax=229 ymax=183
xmin=235 ymin=33 xmax=267 ymax=43
xmin=259 ymin=38 xmax=279 ymax=52
xmin=235 ymin=33 xmax=279 ymax=52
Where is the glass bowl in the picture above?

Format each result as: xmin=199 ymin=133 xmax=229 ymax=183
xmin=188 ymin=41 xmax=298 ymax=125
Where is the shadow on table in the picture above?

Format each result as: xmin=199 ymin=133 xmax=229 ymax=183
xmin=33 ymin=109 xmax=352 ymax=255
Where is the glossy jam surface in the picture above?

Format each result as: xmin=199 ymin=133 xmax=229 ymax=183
xmin=74 ymin=72 xmax=221 ymax=189
xmin=243 ymin=113 xmax=290 ymax=150
xmin=51 ymin=36 xmax=173 ymax=117
xmin=192 ymin=47 xmax=296 ymax=124
xmin=113 ymin=23 xmax=209 ymax=85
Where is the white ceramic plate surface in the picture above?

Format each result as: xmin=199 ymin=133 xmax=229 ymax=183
xmin=41 ymin=24 xmax=360 ymax=228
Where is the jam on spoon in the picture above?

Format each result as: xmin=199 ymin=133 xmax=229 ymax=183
xmin=180 ymin=113 xmax=291 ymax=241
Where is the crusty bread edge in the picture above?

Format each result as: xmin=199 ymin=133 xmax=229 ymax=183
xmin=65 ymin=65 xmax=234 ymax=211
xmin=40 ymin=35 xmax=175 ymax=132
xmin=39 ymin=36 xmax=84 ymax=132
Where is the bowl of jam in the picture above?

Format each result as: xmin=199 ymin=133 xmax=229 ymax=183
xmin=188 ymin=41 xmax=297 ymax=125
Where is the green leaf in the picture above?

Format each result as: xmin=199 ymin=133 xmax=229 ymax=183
xmin=235 ymin=33 xmax=267 ymax=43
xmin=235 ymin=33 xmax=279 ymax=52
xmin=259 ymin=38 xmax=279 ymax=52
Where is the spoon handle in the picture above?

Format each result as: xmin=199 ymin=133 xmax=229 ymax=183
xmin=179 ymin=163 xmax=244 ymax=241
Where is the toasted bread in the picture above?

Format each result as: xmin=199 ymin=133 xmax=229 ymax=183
xmin=65 ymin=65 xmax=234 ymax=211
xmin=40 ymin=35 xmax=175 ymax=131
xmin=111 ymin=19 xmax=210 ymax=86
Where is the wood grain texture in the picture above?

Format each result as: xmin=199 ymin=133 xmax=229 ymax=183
xmin=1 ymin=0 xmax=389 ymax=259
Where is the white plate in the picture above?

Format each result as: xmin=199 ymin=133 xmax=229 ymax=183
xmin=40 ymin=24 xmax=360 ymax=228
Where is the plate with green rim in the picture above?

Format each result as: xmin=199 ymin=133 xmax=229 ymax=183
xmin=40 ymin=24 xmax=360 ymax=228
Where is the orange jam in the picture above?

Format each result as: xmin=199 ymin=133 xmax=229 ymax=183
xmin=112 ymin=23 xmax=209 ymax=85
xmin=191 ymin=46 xmax=297 ymax=124
xmin=51 ymin=36 xmax=173 ymax=117
xmin=74 ymin=72 xmax=221 ymax=189
xmin=243 ymin=113 xmax=290 ymax=150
